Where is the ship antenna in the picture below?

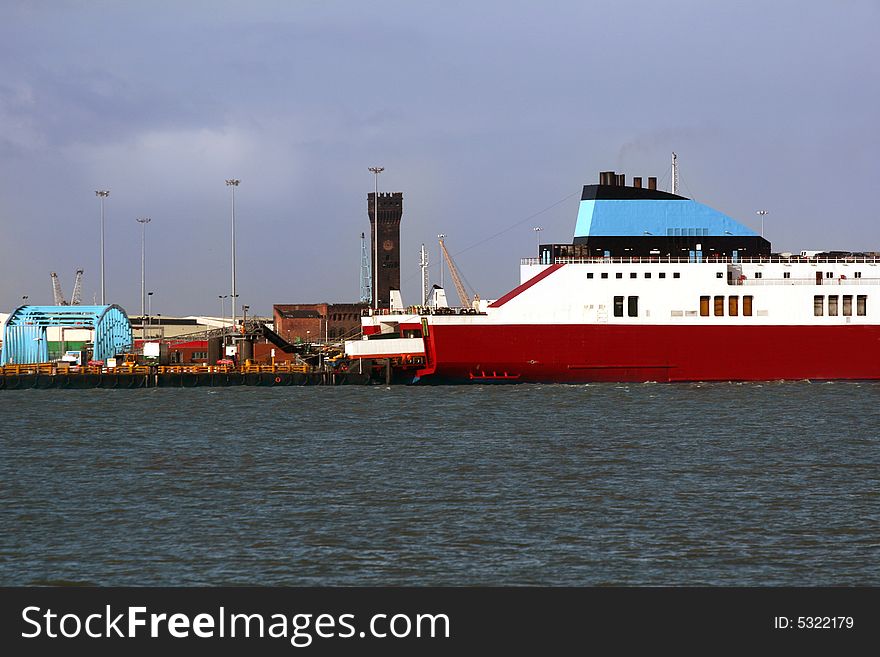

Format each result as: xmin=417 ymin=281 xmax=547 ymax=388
xmin=671 ymin=152 xmax=678 ymax=195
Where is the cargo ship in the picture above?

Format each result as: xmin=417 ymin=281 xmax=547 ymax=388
xmin=345 ymin=163 xmax=879 ymax=383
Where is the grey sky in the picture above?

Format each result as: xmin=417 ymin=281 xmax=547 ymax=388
xmin=1 ymin=0 xmax=877 ymax=317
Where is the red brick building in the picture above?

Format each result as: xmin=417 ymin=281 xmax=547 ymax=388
xmin=273 ymin=303 xmax=364 ymax=343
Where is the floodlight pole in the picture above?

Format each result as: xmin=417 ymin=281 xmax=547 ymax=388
xmin=368 ymin=166 xmax=384 ymax=310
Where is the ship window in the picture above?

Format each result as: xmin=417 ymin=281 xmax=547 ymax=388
xmin=729 ymin=296 xmax=739 ymax=316
xmin=814 ymin=295 xmax=824 ymax=316
xmin=645 ymin=273 xmax=651 ymax=279
xmin=783 ymin=272 xmax=791 ymax=279
xmin=754 ymin=272 xmax=762 ymax=279
xmin=857 ymin=295 xmax=867 ymax=315
xmin=700 ymin=296 xmax=710 ymax=317
xmin=616 ymin=272 xmax=623 ymax=279
xmin=601 ymin=272 xmax=608 ymax=279
xmin=714 ymin=296 xmax=724 ymax=316
xmin=627 ymin=296 xmax=638 ymax=317
xmin=826 ymin=272 xmax=833 ymax=278
xmin=855 ymin=272 xmax=862 ymax=279
xmin=630 ymin=272 xmax=637 ymax=279
xmin=743 ymin=296 xmax=753 ymax=316
xmin=659 ymin=272 xmax=666 ymax=279
xmin=613 ymin=296 xmax=624 ymax=317
xmin=828 ymin=295 xmax=838 ymax=316
xmin=716 ymin=272 xmax=723 ymax=278
xmin=843 ymin=295 xmax=853 ymax=316
xmin=587 ymin=272 xmax=594 ymax=279
xmin=673 ymin=272 xmax=681 ymax=279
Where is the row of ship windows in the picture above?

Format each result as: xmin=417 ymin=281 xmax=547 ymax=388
xmin=668 ymin=228 xmax=709 ymax=236
xmin=589 ymin=272 xmax=681 ymax=280
xmin=615 ymin=295 xmax=754 ymax=318
xmin=820 ymin=272 xmax=862 ymax=278
xmin=612 ymin=294 xmax=868 ymax=319
xmin=699 ymin=296 xmax=754 ymax=317
xmin=590 ymin=271 xmax=866 ymax=281
xmin=813 ymin=295 xmax=867 ymax=316
xmin=751 ymin=272 xmax=864 ymax=280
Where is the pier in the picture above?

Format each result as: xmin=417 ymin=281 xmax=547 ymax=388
xmin=0 ymin=362 xmax=371 ymax=389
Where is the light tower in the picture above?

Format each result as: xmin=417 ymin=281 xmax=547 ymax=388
xmin=368 ymin=166 xmax=384 ymax=310
xmin=136 ymin=217 xmax=151 ymax=327
xmin=756 ymin=210 xmax=769 ymax=238
xmin=533 ymin=226 xmax=544 ymax=253
xmin=95 ymin=190 xmax=110 ymax=304
xmin=225 ymin=178 xmax=240 ymax=329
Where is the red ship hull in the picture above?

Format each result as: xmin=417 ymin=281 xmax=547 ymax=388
xmin=414 ymin=323 xmax=880 ymax=383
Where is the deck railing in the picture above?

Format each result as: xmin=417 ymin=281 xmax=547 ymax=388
xmin=362 ymin=306 xmax=487 ymax=317
xmin=0 ymin=362 xmax=311 ymax=376
xmin=520 ymin=256 xmax=880 ymax=266
xmin=0 ymin=363 xmax=151 ymax=376
xmin=734 ymin=278 xmax=880 ymax=286
xmin=158 ymin=363 xmax=310 ymax=374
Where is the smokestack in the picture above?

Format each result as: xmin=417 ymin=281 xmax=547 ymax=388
xmin=599 ymin=171 xmax=615 ymax=185
xmin=633 ymin=177 xmax=642 ymax=188
xmin=648 ymin=176 xmax=657 ymax=190
xmin=617 ymin=173 xmax=625 ymax=186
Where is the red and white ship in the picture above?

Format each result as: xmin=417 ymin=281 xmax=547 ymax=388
xmin=346 ymin=164 xmax=879 ymax=383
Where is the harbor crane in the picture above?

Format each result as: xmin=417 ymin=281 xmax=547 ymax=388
xmin=438 ymin=236 xmax=478 ymax=309
xmin=50 ymin=269 xmax=84 ymax=306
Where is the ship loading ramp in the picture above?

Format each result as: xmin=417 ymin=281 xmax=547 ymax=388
xmin=253 ymin=322 xmax=305 ymax=354
xmin=345 ymin=336 xmax=426 ymax=368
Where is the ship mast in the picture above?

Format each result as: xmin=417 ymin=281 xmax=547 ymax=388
xmin=419 ymin=243 xmax=429 ymax=306
xmin=671 ymin=151 xmax=679 ymax=196
xmin=359 ymin=232 xmax=372 ymax=304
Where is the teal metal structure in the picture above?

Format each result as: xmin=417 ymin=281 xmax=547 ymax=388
xmin=1 ymin=305 xmax=132 ymax=365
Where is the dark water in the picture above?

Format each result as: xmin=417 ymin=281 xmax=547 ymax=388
xmin=1 ymin=383 xmax=878 ymax=586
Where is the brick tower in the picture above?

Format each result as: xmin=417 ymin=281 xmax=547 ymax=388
xmin=367 ymin=192 xmax=403 ymax=308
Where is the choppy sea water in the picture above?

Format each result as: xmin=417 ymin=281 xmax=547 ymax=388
xmin=1 ymin=382 xmax=878 ymax=586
